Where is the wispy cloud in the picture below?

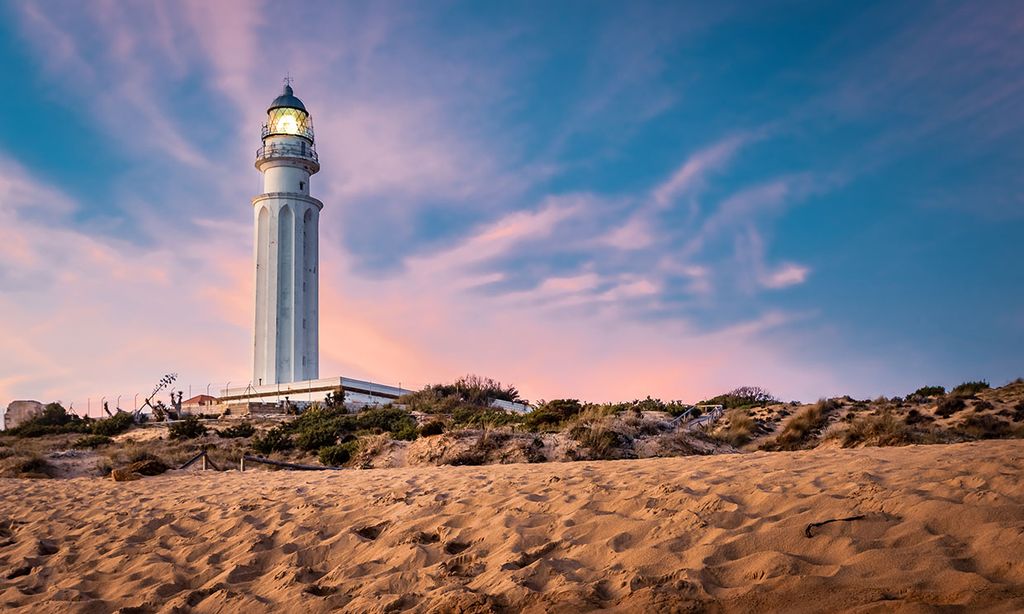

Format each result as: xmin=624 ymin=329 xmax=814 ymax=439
xmin=651 ymin=134 xmax=750 ymax=210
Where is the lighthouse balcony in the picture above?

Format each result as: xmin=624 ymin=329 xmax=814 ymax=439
xmin=255 ymin=142 xmax=319 ymax=165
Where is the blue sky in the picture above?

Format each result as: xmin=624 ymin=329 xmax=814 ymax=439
xmin=0 ymin=1 xmax=1021 ymax=409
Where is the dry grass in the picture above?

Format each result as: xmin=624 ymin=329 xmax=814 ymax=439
xmin=840 ymin=411 xmax=913 ymax=447
xmin=569 ymin=422 xmax=631 ymax=460
xmin=717 ymin=409 xmax=757 ymax=448
xmin=762 ymin=399 xmax=839 ymax=451
xmin=1 ymin=454 xmax=56 ymax=478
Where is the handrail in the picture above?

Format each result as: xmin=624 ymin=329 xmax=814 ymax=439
xmin=256 ymin=143 xmax=319 ymax=163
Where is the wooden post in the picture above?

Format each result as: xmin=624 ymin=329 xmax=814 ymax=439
xmin=201 ymin=453 xmax=207 ymax=471
xmin=240 ymin=456 xmax=245 ymax=472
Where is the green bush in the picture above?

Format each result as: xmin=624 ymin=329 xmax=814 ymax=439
xmin=169 ymin=415 xmax=207 ymax=440
xmin=295 ymin=426 xmax=339 ymax=451
xmin=6 ymin=402 xmax=90 ymax=437
xmin=451 ymin=405 xmax=522 ymax=428
xmin=278 ymin=404 xmax=422 ymax=450
xmin=911 ymin=385 xmax=946 ymax=397
xmin=357 ymin=406 xmax=417 ymax=434
xmin=950 ymin=381 xmax=990 ymax=398
xmin=318 ymin=440 xmax=360 ymax=466
xmin=73 ymin=434 xmax=113 ymax=449
xmin=525 ymin=399 xmax=583 ymax=431
xmin=251 ymin=425 xmax=293 ymax=454
xmin=397 ymin=375 xmax=523 ymax=414
xmin=391 ymin=421 xmax=419 ymax=441
xmin=91 ymin=412 xmax=134 ymax=436
xmin=700 ymin=386 xmax=778 ymax=409
xmin=216 ymin=422 xmax=256 ymax=438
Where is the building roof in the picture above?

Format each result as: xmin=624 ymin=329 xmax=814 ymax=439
xmin=182 ymin=394 xmax=218 ymax=406
xmin=268 ymin=84 xmax=307 ymax=113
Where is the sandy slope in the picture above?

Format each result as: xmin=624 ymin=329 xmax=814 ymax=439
xmin=1 ymin=441 xmax=1023 ymax=613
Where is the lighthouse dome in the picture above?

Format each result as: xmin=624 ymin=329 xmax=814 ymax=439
xmin=268 ymin=84 xmax=307 ymax=113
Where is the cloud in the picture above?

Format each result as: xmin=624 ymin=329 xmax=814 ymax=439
xmin=0 ymin=156 xmax=248 ymax=409
xmin=734 ymin=227 xmax=811 ymax=292
xmin=761 ymin=263 xmax=810 ymax=289
xmin=652 ymin=134 xmax=749 ymax=209
xmin=0 ymin=2 xmax=859 ymax=411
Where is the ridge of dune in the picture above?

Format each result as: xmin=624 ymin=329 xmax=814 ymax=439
xmin=2 ymin=440 xmax=1024 ymax=613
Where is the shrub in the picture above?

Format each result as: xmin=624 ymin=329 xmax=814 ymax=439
xmin=973 ymin=400 xmax=994 ymax=412
xmin=957 ymin=414 xmax=1017 ymax=439
xmin=700 ymin=386 xmax=778 ymax=409
xmin=936 ymin=397 xmax=966 ymax=418
xmin=841 ymin=412 xmax=911 ymax=447
xmin=295 ymin=426 xmax=338 ymax=451
xmin=217 ymin=422 xmax=256 ymax=438
xmin=905 ymin=408 xmax=934 ymax=425
xmin=398 ymin=375 xmax=523 ymax=414
xmin=419 ymin=420 xmax=446 ymax=436
xmin=357 ymin=406 xmax=418 ymax=436
xmin=446 ymin=430 xmax=511 ymax=466
xmin=8 ymin=455 xmax=55 ymax=478
xmin=73 ymin=434 xmax=114 ymax=449
xmin=1014 ymin=401 xmax=1024 ymax=422
xmin=391 ymin=421 xmax=419 ymax=442
xmin=718 ymin=409 xmax=757 ymax=447
xmin=6 ymin=402 xmax=90 ymax=437
xmin=911 ymin=385 xmax=946 ymax=398
xmin=451 ymin=405 xmax=522 ymax=428
xmin=251 ymin=425 xmax=293 ymax=454
xmin=318 ymin=441 xmax=359 ymax=466
xmin=427 ymin=374 xmax=522 ymax=404
xmin=91 ymin=412 xmax=134 ymax=437
xmin=569 ymin=423 xmax=629 ymax=460
xmin=764 ymin=399 xmax=838 ymax=450
xmin=169 ymin=416 xmax=207 ymax=440
xmin=525 ymin=399 xmax=583 ymax=431
xmin=950 ymin=381 xmax=990 ymax=398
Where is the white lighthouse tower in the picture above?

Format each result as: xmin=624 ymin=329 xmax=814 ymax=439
xmin=252 ymin=82 xmax=321 ymax=385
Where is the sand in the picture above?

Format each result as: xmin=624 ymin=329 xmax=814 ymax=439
xmin=1 ymin=440 xmax=1023 ymax=613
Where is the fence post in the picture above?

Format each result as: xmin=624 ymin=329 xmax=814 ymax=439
xmin=239 ymin=456 xmax=245 ymax=472
xmin=201 ymin=453 xmax=207 ymax=471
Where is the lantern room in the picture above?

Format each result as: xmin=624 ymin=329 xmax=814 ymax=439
xmin=262 ymin=84 xmax=314 ymax=141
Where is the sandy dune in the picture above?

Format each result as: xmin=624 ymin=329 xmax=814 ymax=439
xmin=2 ymin=441 xmax=1023 ymax=613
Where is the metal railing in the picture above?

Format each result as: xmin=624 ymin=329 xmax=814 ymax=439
xmin=261 ymin=123 xmax=314 ymax=141
xmin=255 ymin=143 xmax=319 ymax=163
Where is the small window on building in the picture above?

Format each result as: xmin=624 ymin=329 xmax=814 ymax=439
xmin=299 ymin=181 xmax=305 ymax=191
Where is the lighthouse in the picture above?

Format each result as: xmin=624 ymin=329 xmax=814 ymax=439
xmin=252 ymin=83 xmax=321 ymax=385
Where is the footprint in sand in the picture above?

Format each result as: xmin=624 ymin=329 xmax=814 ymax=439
xmin=352 ymin=523 xmax=387 ymax=541
xmin=443 ymin=540 xmax=470 ymax=555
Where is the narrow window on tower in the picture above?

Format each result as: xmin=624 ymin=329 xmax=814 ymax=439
xmin=299 ymin=181 xmax=305 ymax=192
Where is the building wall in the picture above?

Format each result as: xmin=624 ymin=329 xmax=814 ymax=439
xmin=252 ymin=135 xmax=322 ymax=386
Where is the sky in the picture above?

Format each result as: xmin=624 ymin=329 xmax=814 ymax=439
xmin=0 ymin=0 xmax=1022 ymax=413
